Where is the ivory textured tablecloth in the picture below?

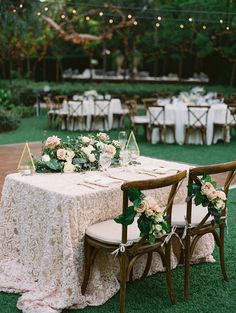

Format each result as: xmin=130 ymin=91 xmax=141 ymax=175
xmin=0 ymin=157 xmax=214 ymax=313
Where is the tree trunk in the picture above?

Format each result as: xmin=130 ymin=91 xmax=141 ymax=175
xmin=230 ymin=62 xmax=236 ymax=86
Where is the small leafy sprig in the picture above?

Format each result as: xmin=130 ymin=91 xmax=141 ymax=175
xmin=188 ymin=174 xmax=227 ymax=224
xmin=114 ymin=188 xmax=169 ymax=244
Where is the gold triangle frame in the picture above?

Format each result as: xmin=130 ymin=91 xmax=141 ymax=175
xmin=126 ymin=131 xmax=140 ymax=156
xmin=17 ymin=142 xmax=36 ymax=173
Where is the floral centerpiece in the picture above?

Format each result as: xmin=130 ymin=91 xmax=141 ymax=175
xmin=114 ymin=188 xmax=169 ymax=244
xmin=188 ymin=174 xmax=227 ymax=224
xmin=34 ymin=133 xmax=121 ymax=173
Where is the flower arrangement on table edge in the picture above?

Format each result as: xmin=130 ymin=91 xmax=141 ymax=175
xmin=114 ymin=188 xmax=169 ymax=244
xmin=188 ymin=174 xmax=227 ymax=225
xmin=34 ymin=133 xmax=121 ymax=173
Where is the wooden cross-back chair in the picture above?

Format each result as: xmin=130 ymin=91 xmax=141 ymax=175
xmin=90 ymin=100 xmax=110 ymax=130
xmin=184 ymin=105 xmax=210 ymax=145
xmin=81 ymin=170 xmax=187 ymax=313
xmin=125 ymin=98 xmax=149 ymax=140
xmin=67 ymin=100 xmax=87 ymax=131
xmin=213 ymin=104 xmax=236 ymax=144
xmin=44 ymin=96 xmax=67 ymax=129
xmin=171 ymin=161 xmax=236 ymax=301
xmin=142 ymin=98 xmax=158 ymax=110
xmin=148 ymin=106 xmax=176 ymax=143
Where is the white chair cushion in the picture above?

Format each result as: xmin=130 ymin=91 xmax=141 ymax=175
xmin=172 ymin=203 xmax=213 ymax=227
xmin=86 ymin=218 xmax=140 ymax=244
xmin=133 ymin=116 xmax=149 ymax=124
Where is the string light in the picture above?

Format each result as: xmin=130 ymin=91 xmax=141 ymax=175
xmin=202 ymin=25 xmax=207 ymax=29
xmin=61 ymin=14 xmax=65 ymax=19
xmin=99 ymin=11 xmax=103 ymax=16
xmin=44 ymin=7 xmax=48 ymax=12
xmin=156 ymin=22 xmax=160 ymax=28
xmin=128 ymin=14 xmax=132 ymax=19
xmin=36 ymin=11 xmax=41 ymax=16
xmin=188 ymin=17 xmax=193 ymax=22
xmin=109 ymin=18 xmax=113 ymax=24
xmin=180 ymin=24 xmax=184 ymax=29
xmin=85 ymin=16 xmax=90 ymax=21
xmin=226 ymin=26 xmax=230 ymax=30
xmin=157 ymin=16 xmax=161 ymax=21
xmin=12 ymin=8 xmax=17 ymax=13
xmin=220 ymin=19 xmax=223 ymax=23
xmin=72 ymin=9 xmax=77 ymax=14
xmin=133 ymin=20 xmax=138 ymax=25
xmin=19 ymin=4 xmax=23 ymax=9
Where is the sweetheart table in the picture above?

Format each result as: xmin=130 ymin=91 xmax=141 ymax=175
xmin=0 ymin=157 xmax=214 ymax=313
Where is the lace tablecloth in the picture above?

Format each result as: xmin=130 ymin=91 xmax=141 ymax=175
xmin=0 ymin=157 xmax=214 ymax=313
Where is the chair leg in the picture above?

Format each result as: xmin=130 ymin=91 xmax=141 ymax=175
xmin=184 ymin=234 xmax=191 ymax=301
xmin=165 ymin=242 xmax=177 ymax=304
xmin=184 ymin=129 xmax=189 ymax=145
xmin=219 ymin=225 xmax=228 ymax=281
xmin=119 ymin=253 xmax=128 ymax=313
xmin=141 ymin=252 xmax=153 ymax=279
xmin=81 ymin=239 xmax=96 ymax=295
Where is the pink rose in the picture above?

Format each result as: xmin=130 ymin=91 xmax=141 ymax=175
xmin=81 ymin=136 xmax=91 ymax=144
xmin=105 ymin=144 xmax=116 ymax=157
xmin=146 ymin=196 xmax=162 ymax=212
xmin=136 ymin=199 xmax=149 ymax=213
xmin=98 ymin=132 xmax=109 ymax=141
xmin=45 ymin=136 xmax=61 ymax=148
xmin=207 ymin=189 xmax=218 ymax=201
xmin=216 ymin=190 xmax=227 ymax=201
xmin=57 ymin=149 xmax=67 ymax=160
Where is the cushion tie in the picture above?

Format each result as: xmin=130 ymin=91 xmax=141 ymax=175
xmin=161 ymin=225 xmax=184 ymax=248
xmin=111 ymin=241 xmax=134 ymax=257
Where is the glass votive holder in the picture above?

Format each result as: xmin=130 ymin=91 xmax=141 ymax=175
xmin=18 ymin=165 xmax=35 ymax=176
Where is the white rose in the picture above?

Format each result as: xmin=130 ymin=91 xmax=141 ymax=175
xmin=145 ymin=208 xmax=154 ymax=217
xmin=81 ymin=136 xmax=91 ymax=144
xmin=207 ymin=189 xmax=218 ymax=201
xmin=153 ymin=212 xmax=164 ymax=223
xmin=45 ymin=136 xmax=61 ymax=148
xmin=42 ymin=154 xmax=50 ymax=162
xmin=57 ymin=148 xmax=67 ymax=160
xmin=215 ymin=199 xmax=225 ymax=211
xmin=81 ymin=145 xmax=95 ymax=156
xmin=66 ymin=150 xmax=75 ymax=159
xmin=88 ymin=153 xmax=96 ymax=163
xmin=112 ymin=140 xmax=120 ymax=148
xmin=63 ymin=162 xmax=75 ymax=173
xmin=216 ymin=190 xmax=227 ymax=201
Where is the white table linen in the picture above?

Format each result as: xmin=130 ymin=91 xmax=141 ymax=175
xmin=61 ymin=98 xmax=124 ymax=131
xmin=151 ymin=101 xmax=228 ymax=145
xmin=0 ymin=157 xmax=214 ymax=313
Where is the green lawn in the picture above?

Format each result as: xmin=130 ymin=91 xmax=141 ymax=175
xmin=1 ymin=113 xmax=236 ymax=166
xmin=0 ymin=114 xmax=236 ymax=313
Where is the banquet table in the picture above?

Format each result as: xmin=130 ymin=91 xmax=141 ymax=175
xmin=0 ymin=157 xmax=215 ymax=313
xmin=150 ymin=101 xmax=229 ymax=145
xmin=61 ymin=98 xmax=126 ymax=131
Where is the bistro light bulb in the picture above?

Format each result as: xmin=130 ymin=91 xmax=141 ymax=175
xmin=189 ymin=17 xmax=193 ymax=22
xmin=220 ymin=19 xmax=223 ymax=23
xmin=128 ymin=14 xmax=132 ymax=19
xmin=203 ymin=25 xmax=207 ymax=29
xmin=86 ymin=16 xmax=90 ymax=21
xmin=157 ymin=16 xmax=161 ymax=21
xmin=156 ymin=22 xmax=160 ymax=27
xmin=109 ymin=18 xmax=114 ymax=24
xmin=99 ymin=11 xmax=103 ymax=16
xmin=180 ymin=24 xmax=184 ymax=29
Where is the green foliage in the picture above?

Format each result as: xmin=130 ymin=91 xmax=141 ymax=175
xmin=0 ymin=110 xmax=20 ymax=133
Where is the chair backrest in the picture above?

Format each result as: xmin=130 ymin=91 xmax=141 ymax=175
xmin=44 ymin=96 xmax=54 ymax=111
xmin=94 ymin=100 xmax=110 ymax=116
xmin=142 ymin=98 xmax=158 ymax=110
xmin=186 ymin=105 xmax=210 ymax=128
xmin=125 ymin=99 xmax=137 ymax=116
xmin=67 ymin=101 xmax=83 ymax=116
xmin=120 ymin=170 xmax=187 ymax=243
xmin=148 ymin=106 xmax=165 ymax=126
xmin=226 ymin=104 xmax=236 ymax=126
xmin=187 ymin=161 xmax=236 ymax=226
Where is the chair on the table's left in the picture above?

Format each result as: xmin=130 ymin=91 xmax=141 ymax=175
xmin=81 ymin=170 xmax=187 ymax=313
